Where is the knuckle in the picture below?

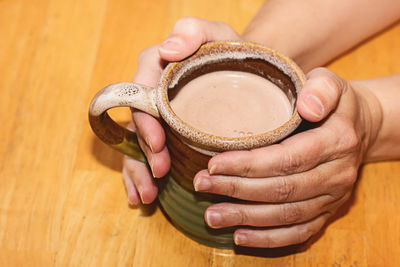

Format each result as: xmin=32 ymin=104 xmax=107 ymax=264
xmin=228 ymin=205 xmax=247 ymax=225
xmin=335 ymin=192 xmax=352 ymax=208
xmin=225 ymin=179 xmax=239 ymax=197
xmin=237 ymin=209 xmax=248 ymax=225
xmin=240 ymin=151 xmax=255 ymax=176
xmin=341 ymin=126 xmax=362 ymax=153
xmin=348 ymin=165 xmax=359 ymax=182
xmin=280 ymin=203 xmax=302 ymax=225
xmin=312 ymin=69 xmax=343 ymax=96
xmin=260 ymin=237 xmax=274 ymax=248
xmin=242 ymin=162 xmax=253 ymax=177
xmin=297 ymin=224 xmax=315 ymax=244
xmin=280 ymin=150 xmax=302 ymax=174
xmin=342 ymin=166 xmax=359 ymax=188
xmin=272 ymin=177 xmax=296 ymax=202
xmin=328 ymin=166 xmax=359 ymax=196
xmin=341 ymin=192 xmax=352 ymax=204
xmin=328 ymin=116 xmax=362 ymax=156
xmin=323 ymin=75 xmax=341 ymax=95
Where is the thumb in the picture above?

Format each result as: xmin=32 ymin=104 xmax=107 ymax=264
xmin=297 ymin=67 xmax=348 ymax=122
xmin=158 ymin=17 xmax=240 ymax=61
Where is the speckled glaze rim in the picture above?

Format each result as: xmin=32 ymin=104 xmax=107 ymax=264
xmin=155 ymin=41 xmax=306 ymax=152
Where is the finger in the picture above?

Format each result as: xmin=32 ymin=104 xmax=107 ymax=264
xmin=122 ymin=165 xmax=140 ymax=206
xmin=126 ymin=121 xmax=169 ymax=178
xmin=158 ymin=17 xmax=240 ymax=61
xmin=233 ymin=213 xmax=330 ymax=248
xmin=133 ymin=45 xmax=165 ymax=87
xmin=133 ymin=111 xmax=166 ymax=154
xmin=297 ymin=67 xmax=347 ymax=122
xmin=131 ymin=45 xmax=170 ymax=177
xmin=208 ymin=125 xmax=338 ymax=177
xmin=123 ymin=155 xmax=158 ymax=204
xmin=204 ymin=195 xmax=338 ymax=229
xmin=132 ymin=45 xmax=167 ymax=154
xmin=194 ymin=162 xmax=349 ymax=202
xmin=136 ymin=130 xmax=171 ymax=178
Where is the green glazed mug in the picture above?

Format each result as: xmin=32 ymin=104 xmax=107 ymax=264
xmin=89 ymin=41 xmax=306 ymax=248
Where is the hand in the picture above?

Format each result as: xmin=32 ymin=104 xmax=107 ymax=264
xmin=193 ymin=68 xmax=381 ymax=248
xmin=122 ymin=17 xmax=241 ymax=205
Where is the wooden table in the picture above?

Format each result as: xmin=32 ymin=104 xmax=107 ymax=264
xmin=1 ymin=0 xmax=399 ymax=266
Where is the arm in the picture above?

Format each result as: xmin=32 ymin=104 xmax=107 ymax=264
xmin=242 ymin=0 xmax=400 ymax=71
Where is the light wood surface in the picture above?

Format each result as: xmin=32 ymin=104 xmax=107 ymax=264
xmin=1 ymin=0 xmax=399 ymax=266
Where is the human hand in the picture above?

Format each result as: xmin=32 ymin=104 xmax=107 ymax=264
xmin=122 ymin=17 xmax=241 ymax=205
xmin=193 ymin=67 xmax=381 ymax=248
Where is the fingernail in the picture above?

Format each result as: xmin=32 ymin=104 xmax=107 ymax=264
xmin=128 ymin=197 xmax=136 ymax=206
xmin=206 ymin=210 xmax=222 ymax=227
xmin=234 ymin=233 xmax=247 ymax=245
xmin=137 ymin=185 xmax=145 ymax=203
xmin=149 ymin=157 xmax=156 ymax=178
xmin=302 ymin=94 xmax=324 ymax=118
xmin=145 ymin=137 xmax=153 ymax=153
xmin=194 ymin=177 xmax=211 ymax=192
xmin=209 ymin=164 xmax=217 ymax=175
xmin=128 ymin=197 xmax=140 ymax=206
xmin=159 ymin=36 xmax=182 ymax=54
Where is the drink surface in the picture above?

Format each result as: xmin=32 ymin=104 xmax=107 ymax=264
xmin=170 ymin=71 xmax=292 ymax=137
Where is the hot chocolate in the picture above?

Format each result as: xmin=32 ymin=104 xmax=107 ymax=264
xmin=170 ymin=71 xmax=292 ymax=137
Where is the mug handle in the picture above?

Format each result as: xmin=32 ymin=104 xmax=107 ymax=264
xmin=88 ymin=82 xmax=159 ymax=162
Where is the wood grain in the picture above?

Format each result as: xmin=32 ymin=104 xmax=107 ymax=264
xmin=0 ymin=0 xmax=399 ymax=266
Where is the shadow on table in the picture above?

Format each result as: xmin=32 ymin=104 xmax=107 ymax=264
xmin=91 ymin=134 xmax=158 ymax=216
xmin=91 ymin=135 xmax=123 ymax=172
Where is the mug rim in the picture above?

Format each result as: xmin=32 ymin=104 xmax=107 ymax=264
xmin=156 ymin=41 xmax=306 ymax=152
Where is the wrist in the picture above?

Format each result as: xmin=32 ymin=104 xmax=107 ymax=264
xmin=351 ymin=82 xmax=383 ymax=163
xmin=240 ymin=30 xmax=322 ymax=73
xmin=240 ymin=31 xmax=303 ymax=66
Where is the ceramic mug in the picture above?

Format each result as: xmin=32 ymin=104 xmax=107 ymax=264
xmin=89 ymin=41 xmax=306 ymax=248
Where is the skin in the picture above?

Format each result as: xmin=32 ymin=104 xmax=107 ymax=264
xmin=243 ymin=0 xmax=400 ymax=72
xmin=122 ymin=0 xmax=400 ymax=248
